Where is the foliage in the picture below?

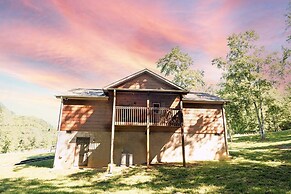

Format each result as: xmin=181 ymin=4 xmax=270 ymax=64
xmin=286 ymin=1 xmax=291 ymax=42
xmin=282 ymin=1 xmax=291 ymax=75
xmin=213 ymin=31 xmax=291 ymax=137
xmin=0 ymin=130 xmax=290 ymax=193
xmin=156 ymin=47 xmax=205 ymax=90
xmin=0 ymin=103 xmax=56 ymax=153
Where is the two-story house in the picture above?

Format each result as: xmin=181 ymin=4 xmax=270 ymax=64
xmin=53 ymin=69 xmax=228 ymax=169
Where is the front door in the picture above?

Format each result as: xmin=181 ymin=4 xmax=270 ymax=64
xmin=76 ymin=137 xmax=90 ymax=167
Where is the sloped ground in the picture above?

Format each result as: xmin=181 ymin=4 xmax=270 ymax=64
xmin=0 ymin=130 xmax=290 ymax=194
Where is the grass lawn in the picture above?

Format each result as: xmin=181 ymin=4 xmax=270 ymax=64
xmin=0 ymin=130 xmax=290 ymax=194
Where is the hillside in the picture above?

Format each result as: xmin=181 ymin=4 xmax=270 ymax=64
xmin=0 ymin=103 xmax=57 ymax=153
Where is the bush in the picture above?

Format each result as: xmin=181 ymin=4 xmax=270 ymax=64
xmin=279 ymin=121 xmax=291 ymax=131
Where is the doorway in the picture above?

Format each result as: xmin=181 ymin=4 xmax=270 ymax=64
xmin=76 ymin=137 xmax=90 ymax=167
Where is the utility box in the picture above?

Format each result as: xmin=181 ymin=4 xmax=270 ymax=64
xmin=121 ymin=153 xmax=127 ymax=167
xmin=120 ymin=153 xmax=134 ymax=167
xmin=128 ymin=153 xmax=133 ymax=166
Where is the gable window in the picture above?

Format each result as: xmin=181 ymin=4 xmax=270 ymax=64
xmin=153 ymin=103 xmax=160 ymax=114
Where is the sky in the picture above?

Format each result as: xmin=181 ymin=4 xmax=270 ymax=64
xmin=0 ymin=0 xmax=289 ymax=126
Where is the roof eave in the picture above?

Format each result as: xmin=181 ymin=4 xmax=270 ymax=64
xmin=56 ymin=95 xmax=109 ymax=100
xmin=105 ymin=88 xmax=189 ymax=93
xmin=182 ymin=100 xmax=226 ymax=104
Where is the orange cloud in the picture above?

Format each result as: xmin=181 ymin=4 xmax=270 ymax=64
xmin=0 ymin=0 xmax=288 ymax=92
xmin=0 ymin=0 xmax=288 ymax=125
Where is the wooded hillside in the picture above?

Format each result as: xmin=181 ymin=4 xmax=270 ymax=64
xmin=0 ymin=103 xmax=57 ymax=153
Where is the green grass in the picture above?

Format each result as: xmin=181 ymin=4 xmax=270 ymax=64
xmin=0 ymin=130 xmax=291 ymax=193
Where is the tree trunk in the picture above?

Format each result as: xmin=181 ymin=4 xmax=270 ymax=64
xmin=254 ymin=101 xmax=265 ymax=140
xmin=259 ymin=99 xmax=266 ymax=140
xmin=272 ymin=115 xmax=278 ymax=132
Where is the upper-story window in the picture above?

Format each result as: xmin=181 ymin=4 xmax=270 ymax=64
xmin=153 ymin=103 xmax=160 ymax=114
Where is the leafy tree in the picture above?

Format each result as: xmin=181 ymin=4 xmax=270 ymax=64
xmin=282 ymin=2 xmax=291 ymax=70
xmin=156 ymin=47 xmax=205 ymax=90
xmin=213 ymin=31 xmax=284 ymax=139
xmin=286 ymin=1 xmax=291 ymax=42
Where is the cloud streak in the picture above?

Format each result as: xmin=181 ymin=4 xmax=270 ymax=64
xmin=0 ymin=0 xmax=289 ymax=125
xmin=0 ymin=0 xmax=289 ymax=90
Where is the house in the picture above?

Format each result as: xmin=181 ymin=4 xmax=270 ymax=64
xmin=53 ymin=69 xmax=229 ymax=169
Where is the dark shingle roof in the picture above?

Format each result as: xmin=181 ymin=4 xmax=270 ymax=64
xmin=56 ymin=88 xmax=107 ymax=99
xmin=183 ymin=92 xmax=226 ymax=103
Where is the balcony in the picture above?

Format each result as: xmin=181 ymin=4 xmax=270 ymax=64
xmin=115 ymin=106 xmax=181 ymax=127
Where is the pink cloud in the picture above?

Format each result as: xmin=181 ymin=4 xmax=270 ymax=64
xmin=0 ymin=0 xmax=288 ymax=125
xmin=0 ymin=0 xmax=288 ymax=93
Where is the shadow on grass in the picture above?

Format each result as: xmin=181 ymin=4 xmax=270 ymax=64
xmin=0 ymin=178 xmax=68 ymax=194
xmin=2 ymin=163 xmax=290 ymax=194
xmin=2 ymin=130 xmax=290 ymax=193
xmin=13 ymin=154 xmax=54 ymax=172
xmin=113 ymin=163 xmax=290 ymax=193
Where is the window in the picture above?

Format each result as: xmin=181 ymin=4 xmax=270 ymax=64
xmin=153 ymin=103 xmax=160 ymax=114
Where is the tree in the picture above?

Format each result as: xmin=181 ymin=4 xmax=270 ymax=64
xmin=282 ymin=2 xmax=291 ymax=70
xmin=285 ymin=1 xmax=291 ymax=42
xmin=213 ymin=31 xmax=283 ymax=139
xmin=156 ymin=47 xmax=205 ymax=90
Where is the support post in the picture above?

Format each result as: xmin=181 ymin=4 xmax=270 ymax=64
xmin=57 ymin=97 xmax=63 ymax=131
xmin=180 ymin=96 xmax=186 ymax=167
xmin=146 ymin=98 xmax=150 ymax=168
xmin=221 ymin=105 xmax=229 ymax=155
xmin=109 ymin=89 xmax=116 ymax=173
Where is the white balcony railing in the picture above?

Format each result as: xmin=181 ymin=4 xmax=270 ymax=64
xmin=115 ymin=106 xmax=181 ymax=127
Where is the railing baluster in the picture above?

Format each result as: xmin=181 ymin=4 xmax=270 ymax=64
xmin=134 ymin=107 xmax=136 ymax=124
xmin=115 ymin=106 xmax=181 ymax=127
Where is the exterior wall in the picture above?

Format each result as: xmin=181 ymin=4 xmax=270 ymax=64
xmin=183 ymin=103 xmax=227 ymax=160
xmin=53 ymin=129 xmax=147 ymax=168
xmin=60 ymin=99 xmax=112 ymax=131
xmin=54 ymin=131 xmax=111 ymax=169
xmin=60 ymin=92 xmax=180 ymax=132
xmin=55 ymin=88 xmax=227 ymax=168
xmin=116 ymin=92 xmax=180 ymax=108
xmin=114 ymin=72 xmax=178 ymax=90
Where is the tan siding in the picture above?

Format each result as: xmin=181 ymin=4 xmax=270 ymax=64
xmin=116 ymin=92 xmax=180 ymax=108
xmin=183 ymin=103 xmax=224 ymax=134
xmin=60 ymin=93 xmax=180 ymax=131
xmin=115 ymin=72 xmax=178 ymax=90
xmin=60 ymin=99 xmax=112 ymax=131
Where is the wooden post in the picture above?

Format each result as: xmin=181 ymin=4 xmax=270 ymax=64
xmin=109 ymin=89 xmax=116 ymax=173
xmin=57 ymin=97 xmax=63 ymax=131
xmin=146 ymin=98 xmax=150 ymax=168
xmin=222 ymin=105 xmax=229 ymax=155
xmin=180 ymin=96 xmax=186 ymax=167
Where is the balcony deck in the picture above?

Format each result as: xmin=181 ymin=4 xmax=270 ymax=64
xmin=115 ymin=106 xmax=181 ymax=127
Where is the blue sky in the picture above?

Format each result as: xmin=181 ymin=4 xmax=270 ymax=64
xmin=0 ymin=0 xmax=289 ymax=126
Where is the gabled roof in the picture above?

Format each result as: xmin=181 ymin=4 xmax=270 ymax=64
xmin=103 ymin=68 xmax=187 ymax=92
xmin=55 ymin=69 xmax=227 ymax=104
